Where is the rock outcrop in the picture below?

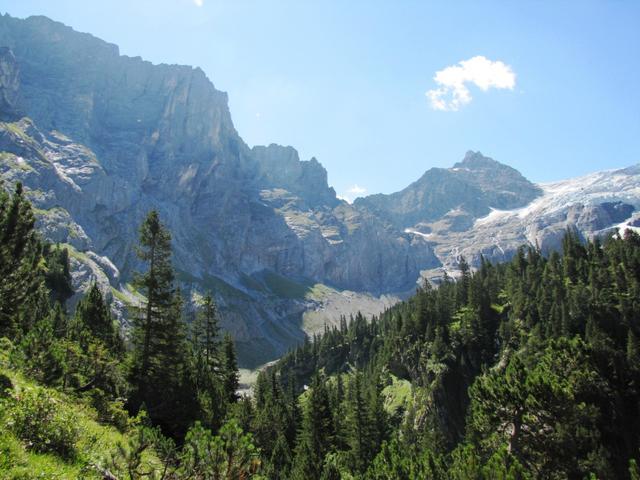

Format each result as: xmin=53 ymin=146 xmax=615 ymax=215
xmin=0 ymin=46 xmax=19 ymax=119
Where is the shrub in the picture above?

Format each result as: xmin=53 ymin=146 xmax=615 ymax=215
xmin=0 ymin=430 xmax=26 ymax=472
xmin=6 ymin=387 xmax=79 ymax=459
xmin=0 ymin=337 xmax=13 ymax=367
xmin=0 ymin=372 xmax=13 ymax=397
xmin=89 ymin=388 xmax=129 ymax=432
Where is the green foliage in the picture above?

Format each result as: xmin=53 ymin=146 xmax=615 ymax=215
xmin=103 ymin=420 xmax=174 ymax=480
xmin=43 ymin=244 xmax=74 ymax=305
xmin=222 ymin=332 xmax=240 ymax=404
xmin=367 ymin=438 xmax=445 ymax=479
xmin=470 ymin=338 xmax=611 ymax=477
xmin=3 ymin=184 xmax=640 ymax=478
xmin=128 ymin=211 xmax=199 ymax=439
xmin=630 ymin=459 xmax=640 ymax=480
xmin=256 ymin=231 xmax=640 ymax=478
xmin=0 ymin=193 xmax=252 ymax=477
xmin=0 ymin=182 xmax=47 ymax=337
xmin=88 ymin=388 xmax=129 ymax=432
xmin=74 ymin=282 xmax=121 ymax=352
xmin=5 ymin=387 xmax=79 ymax=459
xmin=178 ymin=419 xmax=261 ymax=479
xmin=0 ymin=372 xmax=12 ymax=397
xmin=291 ymin=373 xmax=335 ymax=479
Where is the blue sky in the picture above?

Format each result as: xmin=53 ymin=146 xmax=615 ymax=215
xmin=1 ymin=1 xmax=639 ymax=200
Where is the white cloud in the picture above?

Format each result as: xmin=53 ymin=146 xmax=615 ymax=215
xmin=348 ymin=184 xmax=367 ymax=195
xmin=339 ymin=184 xmax=367 ymax=203
xmin=193 ymin=0 xmax=204 ymax=6
xmin=426 ymin=56 xmax=516 ymax=111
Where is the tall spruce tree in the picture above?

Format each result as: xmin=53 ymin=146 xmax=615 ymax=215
xmin=222 ymin=332 xmax=240 ymax=404
xmin=0 ymin=182 xmax=46 ymax=336
xmin=191 ymin=292 xmax=225 ymax=429
xmin=128 ymin=211 xmax=196 ymax=438
xmin=291 ymin=373 xmax=334 ymax=479
xmin=74 ymin=282 xmax=120 ymax=351
xmin=346 ymin=372 xmax=377 ymax=473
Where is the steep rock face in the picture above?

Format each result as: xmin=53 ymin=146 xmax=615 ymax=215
xmin=355 ymin=151 xmax=542 ymax=227
xmin=0 ymin=14 xmax=436 ymax=294
xmin=0 ymin=46 xmax=18 ymax=119
xmin=252 ymin=144 xmax=339 ymax=208
xmin=0 ymin=14 xmax=242 ymax=179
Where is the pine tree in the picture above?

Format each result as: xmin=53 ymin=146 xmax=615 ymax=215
xmin=627 ymin=330 xmax=640 ymax=368
xmin=0 ymin=182 xmax=46 ymax=336
xmin=192 ymin=293 xmax=221 ymax=370
xmin=75 ymin=283 xmax=120 ymax=351
xmin=128 ymin=211 xmax=197 ymax=438
xmin=291 ymin=373 xmax=335 ymax=479
xmin=346 ymin=372 xmax=377 ymax=473
xmin=222 ymin=332 xmax=240 ymax=404
xmin=43 ymin=244 xmax=74 ymax=305
xmin=129 ymin=211 xmax=175 ymax=402
xmin=159 ymin=289 xmax=199 ymax=438
xmin=191 ymin=292 xmax=226 ymax=430
xmin=266 ymin=432 xmax=293 ymax=480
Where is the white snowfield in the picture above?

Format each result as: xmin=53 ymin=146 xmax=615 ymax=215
xmin=476 ymin=166 xmax=640 ymax=226
xmin=408 ymin=164 xmax=640 ymax=280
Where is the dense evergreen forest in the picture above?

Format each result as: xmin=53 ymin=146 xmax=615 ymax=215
xmin=1 ymin=181 xmax=640 ymax=479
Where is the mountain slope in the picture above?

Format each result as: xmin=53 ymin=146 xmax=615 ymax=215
xmin=414 ymin=165 xmax=640 ymax=279
xmin=0 ymin=14 xmax=435 ymax=366
xmin=0 ymin=13 xmax=638 ymax=367
xmin=356 ymin=151 xmax=542 ymax=227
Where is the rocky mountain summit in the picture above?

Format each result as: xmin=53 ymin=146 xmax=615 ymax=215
xmin=0 ymin=13 xmax=638 ymax=366
xmin=356 ymin=151 xmax=542 ymax=228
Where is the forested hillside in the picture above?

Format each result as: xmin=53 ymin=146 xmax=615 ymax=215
xmin=2 ymin=180 xmax=640 ymax=479
xmin=252 ymin=227 xmax=640 ymax=479
xmin=0 ymin=183 xmax=257 ymax=479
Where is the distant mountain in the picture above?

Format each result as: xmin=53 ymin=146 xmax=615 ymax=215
xmin=419 ymin=165 xmax=640 ymax=279
xmin=355 ymin=151 xmax=542 ymax=227
xmin=0 ymin=13 xmax=638 ymax=367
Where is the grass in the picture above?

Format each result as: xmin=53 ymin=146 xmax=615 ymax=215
xmin=260 ymin=271 xmax=312 ymax=300
xmin=491 ymin=303 xmax=506 ymax=314
xmin=110 ymin=287 xmax=130 ymax=304
xmin=1 ymin=121 xmax=29 ymax=141
xmin=305 ymin=283 xmax=335 ymax=301
xmin=176 ymin=270 xmax=252 ymax=302
xmin=0 ymin=365 xmax=160 ymax=479
xmin=0 ymin=151 xmax=33 ymax=172
xmin=32 ymin=206 xmax=68 ymax=217
xmin=382 ymin=375 xmax=412 ymax=415
xmin=0 ymin=119 xmax=51 ymax=166
xmin=58 ymin=242 xmax=90 ymax=264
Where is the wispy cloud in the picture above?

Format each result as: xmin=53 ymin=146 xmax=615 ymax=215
xmin=426 ymin=56 xmax=516 ymax=111
xmin=193 ymin=0 xmax=204 ymax=6
xmin=339 ymin=184 xmax=367 ymax=203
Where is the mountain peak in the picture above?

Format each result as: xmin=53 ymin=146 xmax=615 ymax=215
xmin=454 ymin=151 xmax=503 ymax=171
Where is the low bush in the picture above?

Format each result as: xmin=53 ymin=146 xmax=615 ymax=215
xmin=6 ymin=387 xmax=79 ymax=459
xmin=89 ymin=388 xmax=129 ymax=432
xmin=0 ymin=372 xmax=12 ymax=397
